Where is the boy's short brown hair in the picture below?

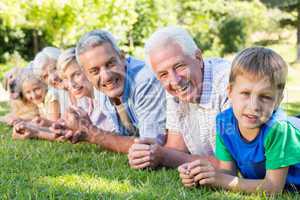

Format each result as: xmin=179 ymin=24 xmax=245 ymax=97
xmin=229 ymin=47 xmax=288 ymax=95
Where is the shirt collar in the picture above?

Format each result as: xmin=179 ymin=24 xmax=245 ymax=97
xmin=198 ymin=59 xmax=213 ymax=109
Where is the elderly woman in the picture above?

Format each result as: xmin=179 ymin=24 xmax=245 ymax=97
xmin=32 ymin=47 xmax=73 ymax=119
xmin=56 ymin=47 xmax=115 ymax=132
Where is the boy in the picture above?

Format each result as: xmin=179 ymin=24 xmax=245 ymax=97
xmin=178 ymin=47 xmax=300 ymax=194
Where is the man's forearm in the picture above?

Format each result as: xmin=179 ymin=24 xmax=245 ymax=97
xmin=160 ymin=147 xmax=200 ymax=167
xmin=88 ymin=127 xmax=135 ymax=153
xmin=160 ymin=147 xmax=219 ymax=168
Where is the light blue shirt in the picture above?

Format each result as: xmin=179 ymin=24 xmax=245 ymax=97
xmin=94 ymin=56 xmax=166 ymax=143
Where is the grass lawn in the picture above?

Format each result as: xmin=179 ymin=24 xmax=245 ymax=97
xmin=0 ymin=101 xmax=299 ymax=199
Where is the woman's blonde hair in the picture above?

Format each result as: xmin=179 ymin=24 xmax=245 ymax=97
xmin=57 ymin=47 xmax=78 ymax=78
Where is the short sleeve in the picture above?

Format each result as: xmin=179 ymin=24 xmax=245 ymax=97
xmin=133 ymin=77 xmax=166 ymax=140
xmin=215 ymin=132 xmax=233 ymax=161
xmin=264 ymin=121 xmax=300 ymax=169
xmin=165 ymin=93 xmax=181 ymax=133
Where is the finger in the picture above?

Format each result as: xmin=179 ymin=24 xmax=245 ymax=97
xmin=183 ymin=182 xmax=196 ymax=188
xmin=188 ymin=159 xmax=210 ymax=170
xmin=131 ymin=161 xmax=151 ymax=169
xmin=56 ymin=136 xmax=66 ymax=142
xmin=130 ymin=143 xmax=151 ymax=151
xmin=136 ymin=137 xmax=156 ymax=145
xmin=64 ymin=130 xmax=74 ymax=139
xmin=178 ymin=163 xmax=189 ymax=173
xmin=129 ymin=150 xmax=151 ymax=159
xmin=181 ymin=177 xmax=194 ymax=185
xmin=199 ymin=177 xmax=215 ymax=185
xmin=190 ymin=165 xmax=213 ymax=176
xmin=130 ymin=156 xmax=151 ymax=166
xmin=194 ymin=171 xmax=216 ymax=183
xmin=179 ymin=173 xmax=193 ymax=179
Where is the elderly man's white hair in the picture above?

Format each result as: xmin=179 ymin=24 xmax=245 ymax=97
xmin=144 ymin=26 xmax=198 ymax=66
xmin=32 ymin=46 xmax=61 ymax=78
xmin=76 ymin=30 xmax=120 ymax=66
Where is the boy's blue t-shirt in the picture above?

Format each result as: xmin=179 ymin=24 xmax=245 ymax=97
xmin=216 ymin=107 xmax=300 ymax=189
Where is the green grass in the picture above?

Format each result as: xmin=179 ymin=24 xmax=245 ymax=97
xmin=0 ymin=102 xmax=300 ymax=199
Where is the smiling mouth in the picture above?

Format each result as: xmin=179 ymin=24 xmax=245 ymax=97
xmin=244 ymin=114 xmax=259 ymax=122
xmin=73 ymin=86 xmax=83 ymax=94
xmin=102 ymin=77 xmax=120 ymax=89
xmin=174 ymin=81 xmax=190 ymax=93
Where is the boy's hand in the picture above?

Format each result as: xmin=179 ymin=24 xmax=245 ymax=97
xmin=189 ymin=159 xmax=217 ymax=186
xmin=178 ymin=162 xmax=197 ymax=187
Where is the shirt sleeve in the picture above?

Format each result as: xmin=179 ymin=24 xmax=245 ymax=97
xmin=215 ymin=132 xmax=233 ymax=161
xmin=133 ymin=77 xmax=166 ymax=142
xmin=264 ymin=121 xmax=300 ymax=169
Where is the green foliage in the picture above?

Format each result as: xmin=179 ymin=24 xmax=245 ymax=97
xmin=0 ymin=0 xmax=292 ymax=66
xmin=218 ymin=17 xmax=247 ymax=55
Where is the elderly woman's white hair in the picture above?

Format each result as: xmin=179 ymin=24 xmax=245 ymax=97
xmin=75 ymin=30 xmax=120 ymax=66
xmin=32 ymin=46 xmax=61 ymax=78
xmin=144 ymin=26 xmax=198 ymax=67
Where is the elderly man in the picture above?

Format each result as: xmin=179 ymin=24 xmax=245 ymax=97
xmin=60 ymin=30 xmax=166 ymax=153
xmin=128 ymin=26 xmax=231 ymax=169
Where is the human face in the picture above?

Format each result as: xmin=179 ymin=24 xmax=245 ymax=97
xmin=228 ymin=74 xmax=281 ymax=137
xmin=41 ymin=59 xmax=63 ymax=89
xmin=150 ymin=42 xmax=203 ymax=103
xmin=22 ymin=80 xmax=47 ymax=105
xmin=63 ymin=61 xmax=92 ymax=99
xmin=79 ymin=43 xmax=126 ymax=98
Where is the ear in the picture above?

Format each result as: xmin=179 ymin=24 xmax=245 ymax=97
xmin=195 ymin=49 xmax=204 ymax=69
xmin=119 ymin=50 xmax=126 ymax=61
xmin=227 ymin=84 xmax=233 ymax=101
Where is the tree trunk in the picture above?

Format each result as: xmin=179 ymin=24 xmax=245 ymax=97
xmin=297 ymin=3 xmax=300 ymax=62
xmin=33 ymin=29 xmax=39 ymax=54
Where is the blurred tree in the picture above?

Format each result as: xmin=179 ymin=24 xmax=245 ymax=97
xmin=262 ymin=0 xmax=300 ymax=62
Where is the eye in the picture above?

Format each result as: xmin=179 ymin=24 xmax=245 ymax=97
xmin=89 ymin=68 xmax=100 ymax=75
xmin=240 ymin=91 xmax=250 ymax=96
xmin=74 ymin=71 xmax=81 ymax=78
xmin=260 ymin=95 xmax=273 ymax=101
xmin=159 ymin=72 xmax=168 ymax=80
xmin=175 ymin=64 xmax=186 ymax=72
xmin=107 ymin=60 xmax=117 ymax=68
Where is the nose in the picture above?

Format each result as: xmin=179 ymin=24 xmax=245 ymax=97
xmin=49 ymin=73 xmax=62 ymax=85
xmin=100 ymin=68 xmax=113 ymax=84
xmin=169 ymin=70 xmax=181 ymax=87
xmin=249 ymin=95 xmax=261 ymax=112
xmin=69 ymin=78 xmax=79 ymax=90
xmin=30 ymin=91 xmax=38 ymax=101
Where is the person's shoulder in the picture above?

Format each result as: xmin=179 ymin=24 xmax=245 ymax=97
xmin=217 ymin=107 xmax=234 ymax=122
xmin=205 ymin=57 xmax=231 ymax=70
xmin=205 ymin=57 xmax=231 ymax=88
xmin=126 ymin=56 xmax=156 ymax=83
xmin=216 ymin=107 xmax=236 ymax=135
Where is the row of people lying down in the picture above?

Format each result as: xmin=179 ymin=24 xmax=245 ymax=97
xmin=2 ymin=26 xmax=300 ymax=195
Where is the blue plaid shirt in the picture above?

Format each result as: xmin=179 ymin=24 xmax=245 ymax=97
xmin=94 ymin=56 xmax=166 ymax=143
